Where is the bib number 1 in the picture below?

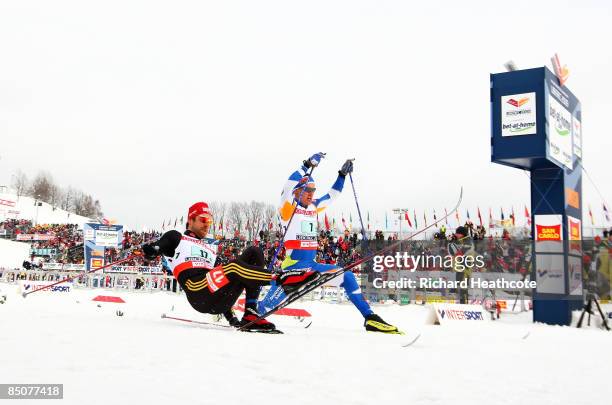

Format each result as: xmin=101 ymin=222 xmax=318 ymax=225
xmin=300 ymin=220 xmax=316 ymax=235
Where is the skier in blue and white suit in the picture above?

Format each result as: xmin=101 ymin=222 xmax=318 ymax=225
xmin=259 ymin=153 xmax=400 ymax=333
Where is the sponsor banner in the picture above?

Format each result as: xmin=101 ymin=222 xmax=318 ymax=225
xmin=535 ymin=254 xmax=565 ymax=294
xmin=568 ymin=255 xmax=583 ymax=296
xmin=572 ymin=118 xmax=582 ymax=158
xmin=41 ymin=263 xmax=86 ymax=271
xmin=90 ymin=258 xmax=104 ymax=269
xmin=104 ymin=266 xmax=164 ymax=275
xmin=137 ymin=266 xmax=164 ymax=275
xmin=535 ymin=215 xmax=563 ymax=241
xmin=63 ymin=264 xmax=86 ymax=271
xmin=501 ymin=92 xmax=537 ymax=136
xmin=0 ymin=198 xmax=16 ymax=207
xmin=84 ymin=229 xmax=95 ymax=241
xmin=106 ymin=266 xmax=138 ymax=274
xmin=83 ymin=224 xmax=123 ymax=271
xmin=31 ymin=248 xmax=57 ymax=256
xmin=18 ymin=280 xmax=72 ymax=294
xmin=565 ymin=188 xmax=580 ymax=210
xmin=94 ymin=230 xmax=120 ymax=247
xmin=16 ymin=234 xmax=56 ymax=241
xmin=433 ymin=303 xmax=489 ymax=324
xmin=42 ymin=263 xmax=63 ymax=270
xmin=320 ymin=286 xmax=348 ymax=302
xmin=567 ymin=216 xmax=581 ymax=240
xmin=491 ymin=218 xmax=514 ymax=228
xmin=0 ymin=229 xmax=7 ymax=236
xmin=534 ymin=215 xmax=563 ymax=253
xmin=416 ymin=295 xmax=456 ymax=304
xmin=547 ymin=93 xmax=573 ymax=169
xmin=567 ymin=215 xmax=582 ymax=255
xmin=495 ymin=299 xmax=533 ymax=312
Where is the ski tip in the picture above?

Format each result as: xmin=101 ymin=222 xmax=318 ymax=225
xmin=161 ymin=313 xmax=167 ymax=319
xmin=401 ymin=333 xmax=421 ymax=347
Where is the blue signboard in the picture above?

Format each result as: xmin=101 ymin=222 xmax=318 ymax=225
xmin=83 ymin=223 xmax=123 ymax=271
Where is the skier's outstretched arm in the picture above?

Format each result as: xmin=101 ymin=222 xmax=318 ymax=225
xmin=279 ymin=153 xmax=325 ymax=220
xmin=142 ymin=230 xmax=182 ymax=259
xmin=314 ymin=159 xmax=353 ymax=212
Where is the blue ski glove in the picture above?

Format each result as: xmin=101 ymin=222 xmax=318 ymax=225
xmin=304 ymin=152 xmax=326 ymax=169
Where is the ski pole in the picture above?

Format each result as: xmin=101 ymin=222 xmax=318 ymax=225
xmin=21 ymin=233 xmax=162 ymax=298
xmin=21 ymin=254 xmax=137 ymax=297
xmin=348 ymin=168 xmax=367 ymax=240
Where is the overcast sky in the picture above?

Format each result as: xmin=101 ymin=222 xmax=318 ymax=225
xmin=1 ymin=0 xmax=611 ymax=231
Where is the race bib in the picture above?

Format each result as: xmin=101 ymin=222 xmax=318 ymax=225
xmin=300 ymin=220 xmax=316 ymax=235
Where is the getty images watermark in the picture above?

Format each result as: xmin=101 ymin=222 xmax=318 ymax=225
xmin=370 ymin=252 xmax=537 ymax=289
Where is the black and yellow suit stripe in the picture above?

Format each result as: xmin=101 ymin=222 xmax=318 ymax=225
xmin=184 ymin=262 xmax=273 ymax=292
xmin=184 ymin=278 xmax=209 ymax=292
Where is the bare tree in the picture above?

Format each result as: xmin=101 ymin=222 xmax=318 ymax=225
xmin=93 ymin=199 xmax=103 ymax=218
xmin=29 ymin=171 xmax=55 ymax=202
xmin=264 ymin=203 xmax=277 ymax=238
xmin=11 ymin=170 xmax=29 ymax=200
xmin=245 ymin=201 xmax=265 ymax=240
xmin=10 ymin=168 xmax=104 ymax=219
xmin=209 ymin=201 xmax=227 ymax=236
xmin=228 ymin=201 xmax=246 ymax=235
xmin=72 ymin=191 xmax=86 ymax=216
xmin=49 ymin=184 xmax=62 ymax=208
xmin=60 ymin=187 xmax=75 ymax=212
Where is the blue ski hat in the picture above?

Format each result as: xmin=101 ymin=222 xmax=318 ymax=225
xmin=293 ymin=175 xmax=315 ymax=192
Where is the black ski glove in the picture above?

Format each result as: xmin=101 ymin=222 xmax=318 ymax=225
xmin=339 ymin=159 xmax=354 ymax=176
xmin=142 ymin=243 xmax=161 ymax=260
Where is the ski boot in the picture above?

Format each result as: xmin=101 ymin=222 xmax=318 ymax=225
xmin=240 ymin=307 xmax=277 ymax=332
xmin=276 ymin=269 xmax=321 ymax=294
xmin=364 ymin=314 xmax=402 ymax=334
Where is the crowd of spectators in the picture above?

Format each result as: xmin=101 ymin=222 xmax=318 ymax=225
xmin=4 ymin=218 xmax=609 ymax=280
xmin=0 ymin=218 xmax=521 ymax=274
xmin=0 ymin=219 xmax=35 ymax=235
xmin=211 ymin=228 xmax=362 ymax=270
xmin=1 ymin=220 xmax=83 ymax=265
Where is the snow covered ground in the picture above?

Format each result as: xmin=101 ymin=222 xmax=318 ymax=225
xmin=1 ymin=282 xmax=611 ymax=405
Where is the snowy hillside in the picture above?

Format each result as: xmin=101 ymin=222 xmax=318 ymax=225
xmin=0 ymin=191 xmax=92 ymax=226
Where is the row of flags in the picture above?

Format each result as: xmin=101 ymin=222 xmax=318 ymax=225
xmin=159 ymin=203 xmax=612 ymax=232
xmin=323 ymin=206 xmax=528 ymax=232
xmin=588 ymin=203 xmax=610 ymax=225
xmin=323 ymin=203 xmax=612 ymax=232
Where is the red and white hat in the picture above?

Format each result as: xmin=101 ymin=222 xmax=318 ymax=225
xmin=188 ymin=202 xmax=213 ymax=222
